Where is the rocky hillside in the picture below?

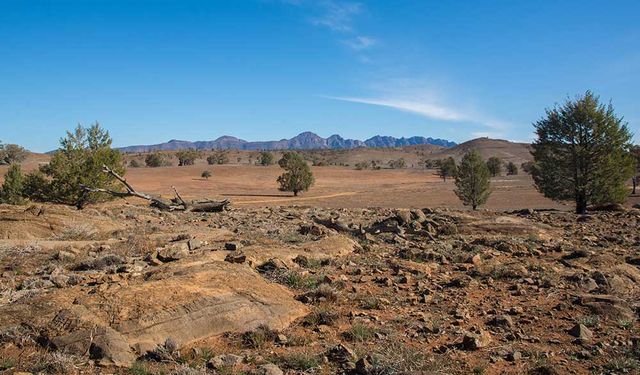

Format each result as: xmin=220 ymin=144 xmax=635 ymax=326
xmin=117 ymin=132 xmax=457 ymax=153
xmin=0 ymin=203 xmax=639 ymax=374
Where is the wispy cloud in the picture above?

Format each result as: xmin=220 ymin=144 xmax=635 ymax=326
xmin=310 ymin=1 xmax=362 ymax=32
xmin=325 ymin=85 xmax=513 ymax=137
xmin=342 ymin=36 xmax=377 ymax=50
xmin=279 ymin=0 xmax=377 ymax=53
xmin=326 ymin=96 xmax=465 ymax=122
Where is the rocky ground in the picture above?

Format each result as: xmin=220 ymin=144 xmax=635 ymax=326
xmin=0 ymin=202 xmax=639 ymax=374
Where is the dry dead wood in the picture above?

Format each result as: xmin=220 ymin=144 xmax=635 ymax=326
xmin=81 ymin=165 xmax=230 ymax=212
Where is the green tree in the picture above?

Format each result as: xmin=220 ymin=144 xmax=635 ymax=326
xmin=0 ymin=164 xmax=26 ymax=204
xmin=207 ymin=150 xmax=229 ymax=165
xmin=355 ymin=161 xmax=370 ymax=170
xmin=454 ymin=150 xmax=491 ymax=210
xmin=531 ymin=91 xmax=635 ymax=214
xmin=438 ymin=157 xmax=457 ymax=181
xmin=22 ymin=170 xmax=50 ymax=201
xmin=33 ymin=123 xmax=124 ymax=207
xmin=388 ymin=158 xmax=406 ymax=169
xmin=277 ymin=152 xmax=314 ymax=196
xmin=506 ymin=161 xmax=518 ymax=175
xmin=176 ymin=149 xmax=201 ymax=166
xmin=201 ymin=170 xmax=212 ymax=180
xmin=0 ymin=143 xmax=28 ymax=165
xmin=486 ymin=157 xmax=502 ymax=177
xmin=259 ymin=151 xmax=275 ymax=166
xmin=145 ymin=153 xmax=168 ymax=167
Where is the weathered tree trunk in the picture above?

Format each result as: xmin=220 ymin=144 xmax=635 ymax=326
xmin=576 ymin=191 xmax=587 ymax=214
xmin=81 ymin=165 xmax=230 ymax=212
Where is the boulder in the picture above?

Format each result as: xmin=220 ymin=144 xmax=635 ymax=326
xmin=462 ymin=330 xmax=492 ymax=350
xmin=568 ymin=324 xmax=593 ymax=342
xmin=326 ymin=343 xmax=357 ymax=364
xmin=156 ymin=243 xmax=189 ymax=262
xmin=225 ymin=251 xmax=247 ymax=264
xmin=257 ymin=363 xmax=284 ymax=375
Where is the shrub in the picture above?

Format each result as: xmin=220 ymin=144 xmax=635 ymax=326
xmin=259 ymin=151 xmax=274 ymax=166
xmin=207 ymin=150 xmax=229 ymax=165
xmin=388 ymin=158 xmax=406 ymax=169
xmin=438 ymin=157 xmax=457 ymax=181
xmin=145 ymin=153 xmax=168 ymax=167
xmin=344 ymin=323 xmax=376 ymax=342
xmin=22 ymin=170 xmax=50 ymax=202
xmin=201 ymin=170 xmax=212 ymax=180
xmin=28 ymin=123 xmax=124 ymax=207
xmin=277 ymin=152 xmax=314 ymax=196
xmin=242 ymin=324 xmax=277 ymax=349
xmin=454 ymin=150 xmax=491 ymax=210
xmin=506 ymin=161 xmax=518 ymax=175
xmin=355 ymin=161 xmax=370 ymax=170
xmin=275 ymin=352 xmax=320 ymax=371
xmin=0 ymin=143 xmax=27 ymax=165
xmin=129 ymin=159 xmax=142 ymax=168
xmin=176 ymin=149 xmax=201 ymax=166
xmin=0 ymin=164 xmax=26 ymax=205
xmin=486 ymin=157 xmax=502 ymax=177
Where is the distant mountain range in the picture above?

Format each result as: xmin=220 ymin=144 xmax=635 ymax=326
xmin=118 ymin=132 xmax=456 ymax=153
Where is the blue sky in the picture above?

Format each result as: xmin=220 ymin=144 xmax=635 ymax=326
xmin=1 ymin=0 xmax=639 ymax=152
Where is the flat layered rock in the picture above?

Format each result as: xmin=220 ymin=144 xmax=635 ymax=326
xmin=5 ymin=259 xmax=308 ymax=367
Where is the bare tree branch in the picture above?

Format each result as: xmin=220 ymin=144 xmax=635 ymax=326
xmin=81 ymin=165 xmax=230 ymax=212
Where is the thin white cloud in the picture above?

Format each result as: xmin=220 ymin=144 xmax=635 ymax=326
xmin=310 ymin=1 xmax=362 ymax=32
xmin=327 ymin=96 xmax=467 ymax=122
xmin=342 ymin=36 xmax=377 ymax=50
xmin=326 ymin=92 xmax=513 ymax=138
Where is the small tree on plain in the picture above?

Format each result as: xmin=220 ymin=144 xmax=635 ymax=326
xmin=201 ymin=170 xmax=212 ymax=180
xmin=0 ymin=143 xmax=28 ymax=165
xmin=438 ymin=157 xmax=457 ymax=181
xmin=207 ymin=150 xmax=229 ymax=165
xmin=277 ymin=152 xmax=314 ymax=196
xmin=531 ymin=91 xmax=635 ymax=214
xmin=454 ymin=150 xmax=491 ymax=210
xmin=0 ymin=164 xmax=26 ymax=205
xmin=129 ymin=159 xmax=142 ymax=168
xmin=486 ymin=157 xmax=502 ymax=177
xmin=176 ymin=149 xmax=200 ymax=166
xmin=145 ymin=153 xmax=168 ymax=167
xmin=388 ymin=158 xmax=406 ymax=169
xmin=506 ymin=161 xmax=518 ymax=175
xmin=259 ymin=151 xmax=274 ymax=166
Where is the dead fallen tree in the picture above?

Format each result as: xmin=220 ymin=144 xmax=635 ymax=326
xmin=81 ymin=165 xmax=230 ymax=212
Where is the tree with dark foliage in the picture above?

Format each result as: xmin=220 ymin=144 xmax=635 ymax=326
xmin=531 ymin=91 xmax=635 ymax=214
